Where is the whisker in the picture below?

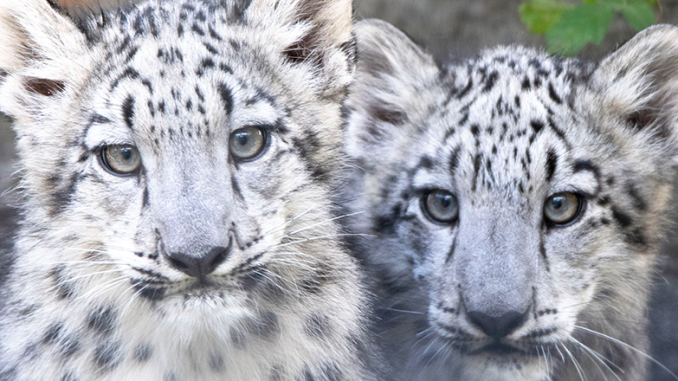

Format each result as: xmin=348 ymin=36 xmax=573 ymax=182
xmin=574 ymin=325 xmax=678 ymax=380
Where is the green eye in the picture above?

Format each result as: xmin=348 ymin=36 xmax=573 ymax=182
xmin=229 ymin=126 xmax=268 ymax=161
xmin=544 ymin=192 xmax=583 ymax=225
xmin=100 ymin=145 xmax=142 ymax=175
xmin=422 ymin=190 xmax=459 ymax=224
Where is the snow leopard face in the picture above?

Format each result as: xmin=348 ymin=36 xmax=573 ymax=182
xmin=0 ymin=0 xmax=356 ymax=306
xmin=343 ymin=20 xmax=678 ymax=381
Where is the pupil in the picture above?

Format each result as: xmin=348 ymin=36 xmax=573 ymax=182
xmin=236 ymin=133 xmax=250 ymax=147
xmin=552 ymin=198 xmax=564 ymax=210
xmin=439 ymin=196 xmax=451 ymax=209
xmin=121 ymin=148 xmax=132 ymax=161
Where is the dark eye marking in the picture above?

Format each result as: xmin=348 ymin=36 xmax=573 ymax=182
xmin=217 ymin=82 xmax=234 ymax=115
xmin=122 ymin=95 xmax=136 ymax=130
xmin=546 ymin=149 xmax=558 ymax=182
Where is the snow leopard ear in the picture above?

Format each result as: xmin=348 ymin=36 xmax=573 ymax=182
xmin=593 ymin=24 xmax=678 ymax=164
xmin=248 ymin=0 xmax=355 ymax=99
xmin=344 ymin=19 xmax=439 ymax=161
xmin=0 ymin=0 xmax=90 ymax=118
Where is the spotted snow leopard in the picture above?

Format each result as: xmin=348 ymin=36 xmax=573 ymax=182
xmin=341 ymin=19 xmax=678 ymax=381
xmin=0 ymin=0 xmax=379 ymax=380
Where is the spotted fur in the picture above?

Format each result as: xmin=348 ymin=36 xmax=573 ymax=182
xmin=342 ymin=19 xmax=678 ymax=381
xmin=0 ymin=1 xmax=378 ymax=380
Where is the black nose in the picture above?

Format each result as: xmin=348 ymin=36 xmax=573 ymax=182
xmin=164 ymin=245 xmax=231 ymax=279
xmin=467 ymin=309 xmax=530 ymax=339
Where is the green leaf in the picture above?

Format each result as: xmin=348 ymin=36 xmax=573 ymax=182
xmin=519 ymin=0 xmax=575 ymax=34
xmin=620 ymin=1 xmax=656 ymax=31
xmin=546 ymin=2 xmax=614 ymax=56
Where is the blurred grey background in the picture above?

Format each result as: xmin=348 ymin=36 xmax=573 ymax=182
xmin=0 ymin=0 xmax=677 ymax=378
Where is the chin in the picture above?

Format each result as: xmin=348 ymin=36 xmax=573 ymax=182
xmin=460 ymin=353 xmax=549 ymax=381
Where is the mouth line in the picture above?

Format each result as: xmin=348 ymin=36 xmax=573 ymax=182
xmin=468 ymin=342 xmax=533 ymax=356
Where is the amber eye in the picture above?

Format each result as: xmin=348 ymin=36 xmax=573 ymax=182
xmin=229 ymin=126 xmax=268 ymax=161
xmin=422 ymin=190 xmax=459 ymax=224
xmin=100 ymin=145 xmax=142 ymax=175
xmin=544 ymin=192 xmax=583 ymax=226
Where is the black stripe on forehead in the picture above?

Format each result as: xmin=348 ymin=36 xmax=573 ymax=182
xmin=122 ymin=95 xmax=136 ymax=130
xmin=217 ymin=83 xmax=234 ymax=115
xmin=545 ymin=149 xmax=558 ymax=182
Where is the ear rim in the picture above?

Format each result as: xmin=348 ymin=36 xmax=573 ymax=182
xmin=344 ymin=19 xmax=440 ymax=160
xmin=0 ymin=0 xmax=88 ymax=75
xmin=593 ymin=24 xmax=678 ymax=138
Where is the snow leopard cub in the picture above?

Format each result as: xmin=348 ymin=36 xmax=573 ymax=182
xmin=0 ymin=1 xmax=376 ymax=380
xmin=342 ymin=19 xmax=678 ymax=381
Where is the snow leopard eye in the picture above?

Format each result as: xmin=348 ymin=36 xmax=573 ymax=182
xmin=544 ymin=192 xmax=583 ymax=226
xmin=422 ymin=190 xmax=459 ymax=224
xmin=229 ymin=126 xmax=268 ymax=161
xmin=99 ymin=145 xmax=142 ymax=176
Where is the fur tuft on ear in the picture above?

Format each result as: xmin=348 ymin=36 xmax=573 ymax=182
xmin=343 ymin=19 xmax=439 ymax=161
xmin=593 ymin=25 xmax=678 ymax=163
xmin=248 ymin=0 xmax=354 ymax=99
xmin=0 ymin=0 xmax=89 ymax=113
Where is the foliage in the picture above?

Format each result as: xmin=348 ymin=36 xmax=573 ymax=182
xmin=520 ymin=0 xmax=657 ymax=55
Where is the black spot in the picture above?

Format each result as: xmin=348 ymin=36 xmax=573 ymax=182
xmin=133 ymin=343 xmax=152 ymax=363
xmin=87 ymin=305 xmax=117 ymax=336
xmin=548 ymin=82 xmax=562 ymax=104
xmin=110 ymin=67 xmax=140 ymax=90
xmin=611 ymin=207 xmax=632 ymax=228
xmin=58 ymin=335 xmax=81 ymax=359
xmin=530 ymin=120 xmax=544 ymax=134
xmin=203 ymin=42 xmax=218 ymax=55
xmin=94 ymin=340 xmax=122 ymax=371
xmin=141 ymin=79 xmax=153 ymax=94
xmin=42 ymin=322 xmax=63 ymax=344
xmin=142 ymin=187 xmax=150 ymax=208
xmin=208 ymin=25 xmax=223 ymax=40
xmin=192 ymin=23 xmax=205 ymax=36
xmin=196 ymin=58 xmax=215 ymax=76
xmin=545 ymin=149 xmax=558 ymax=182
xmin=448 ymin=148 xmax=460 ymax=175
xmin=470 ymin=124 xmax=479 ymax=136
xmin=231 ymin=175 xmax=243 ymax=199
xmin=471 ymin=154 xmax=482 ymax=191
xmin=217 ymin=82 xmax=234 ymax=115
xmin=245 ymin=311 xmax=280 ymax=339
xmin=417 ymin=156 xmax=434 ymax=170
xmin=521 ymin=76 xmax=531 ymax=90
xmin=539 ymin=234 xmax=550 ymax=271
xmin=483 ymin=71 xmax=498 ymax=92
xmin=626 ymin=228 xmax=647 ymax=246
xmin=50 ymin=265 xmax=75 ymax=299
xmin=304 ymin=314 xmax=330 ymax=339
xmin=456 ymin=77 xmax=473 ymax=99
xmin=122 ymin=95 xmax=136 ymax=130
xmin=209 ymin=353 xmax=225 ymax=372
